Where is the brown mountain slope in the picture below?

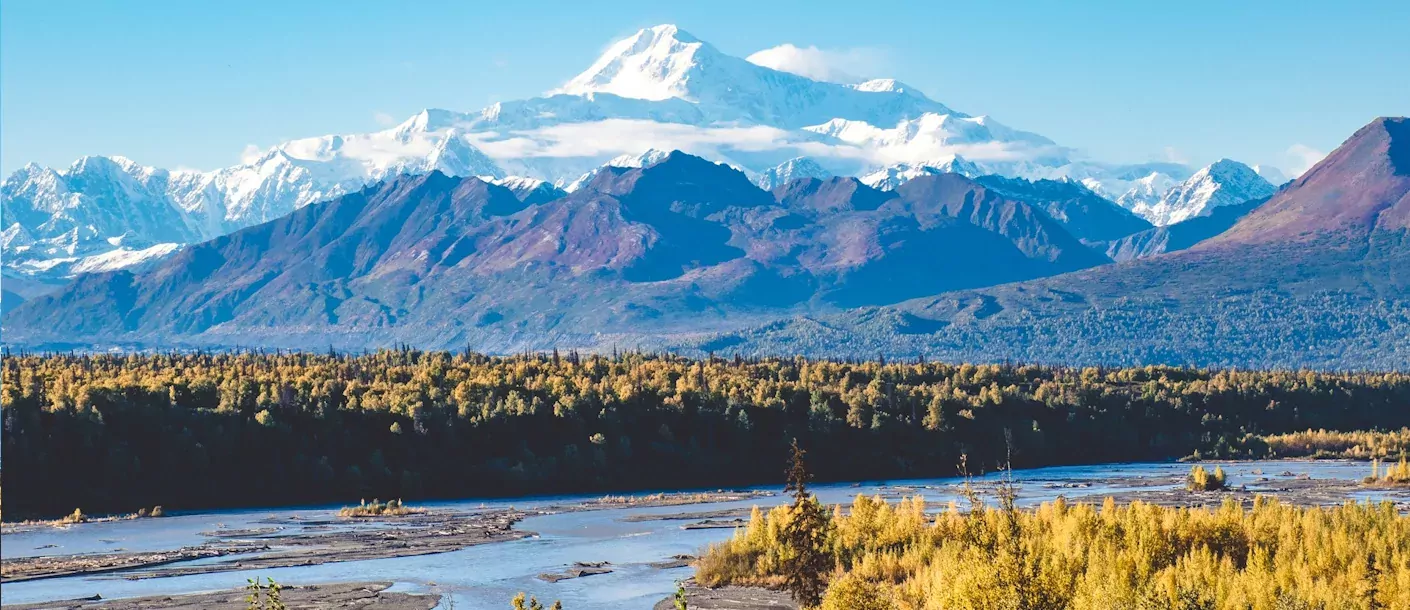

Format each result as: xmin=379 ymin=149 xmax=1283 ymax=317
xmin=693 ymin=117 xmax=1410 ymax=369
xmin=1210 ymin=117 xmax=1410 ymax=244
xmin=3 ymin=153 xmax=1110 ymax=351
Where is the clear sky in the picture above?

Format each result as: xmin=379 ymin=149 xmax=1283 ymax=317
xmin=2 ymin=0 xmax=1406 ymax=176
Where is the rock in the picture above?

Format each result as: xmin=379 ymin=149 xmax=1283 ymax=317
xmin=649 ymin=555 xmax=696 ymax=569
xmin=653 ymin=582 xmax=797 ymax=610
xmin=538 ymin=562 xmax=614 ymax=583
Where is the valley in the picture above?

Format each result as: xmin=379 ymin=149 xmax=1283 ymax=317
xmin=3 ymin=9 xmax=1409 ymax=610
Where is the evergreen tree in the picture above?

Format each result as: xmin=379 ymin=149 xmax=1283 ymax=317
xmin=780 ymin=439 xmax=830 ymax=608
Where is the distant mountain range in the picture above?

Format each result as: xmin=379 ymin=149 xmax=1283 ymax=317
xmin=5 ymin=116 xmax=1403 ymax=368
xmin=7 ymin=26 xmax=1397 ymax=369
xmin=685 ymin=118 xmax=1410 ymax=369
xmin=4 ymin=152 xmax=1118 ymax=350
xmin=3 ymin=24 xmax=1277 ymax=287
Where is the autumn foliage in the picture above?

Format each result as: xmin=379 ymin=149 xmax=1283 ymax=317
xmin=4 ymin=350 xmax=1410 ymax=517
xmin=699 ymin=494 xmax=1410 ymax=609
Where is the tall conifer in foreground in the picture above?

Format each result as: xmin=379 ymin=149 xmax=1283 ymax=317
xmin=781 ymin=439 xmax=830 ymax=608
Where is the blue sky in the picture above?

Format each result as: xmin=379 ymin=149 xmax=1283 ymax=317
xmin=2 ymin=0 xmax=1407 ymax=176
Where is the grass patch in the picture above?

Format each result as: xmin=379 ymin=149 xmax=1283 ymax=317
xmin=3 ymin=505 xmax=166 ymax=529
xmin=590 ymin=491 xmax=761 ymax=507
xmin=337 ymin=498 xmax=423 ymax=517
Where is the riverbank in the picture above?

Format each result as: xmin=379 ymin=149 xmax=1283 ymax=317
xmin=653 ymin=582 xmax=795 ymax=610
xmin=0 ymin=508 xmax=528 ymax=583
xmin=5 ymin=462 xmax=1405 ymax=610
xmin=0 ymin=490 xmax=769 ymax=584
xmin=1 ymin=510 xmax=166 ymax=536
xmin=3 ymin=581 xmax=438 ymax=609
xmin=1068 ymin=469 xmax=1410 ymax=510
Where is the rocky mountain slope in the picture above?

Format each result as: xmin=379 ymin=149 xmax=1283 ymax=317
xmin=972 ymin=175 xmax=1153 ymax=243
xmin=3 ymin=152 xmax=1116 ymax=351
xmin=1102 ymin=197 xmax=1266 ymax=261
xmin=681 ymin=118 xmax=1410 ymax=369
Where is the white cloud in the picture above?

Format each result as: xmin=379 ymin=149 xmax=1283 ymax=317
xmin=1284 ymin=143 xmax=1326 ymax=177
xmin=745 ymin=44 xmax=887 ymax=84
xmin=465 ymin=118 xmax=1064 ymax=173
xmin=373 ymin=112 xmax=398 ymax=127
xmin=470 ymin=120 xmax=819 ymax=160
xmin=1159 ymin=146 xmax=1187 ymax=164
xmin=239 ymin=144 xmax=266 ymax=165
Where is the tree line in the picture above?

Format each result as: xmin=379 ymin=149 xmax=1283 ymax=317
xmin=4 ymin=349 xmax=1410 ymax=518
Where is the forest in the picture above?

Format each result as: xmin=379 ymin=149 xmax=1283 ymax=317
xmin=3 ymin=349 xmax=1410 ymax=518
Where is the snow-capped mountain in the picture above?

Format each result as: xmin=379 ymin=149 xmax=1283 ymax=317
xmin=4 ymin=23 xmax=1224 ymax=280
xmin=755 ymin=157 xmax=833 ymax=190
xmin=1134 ymin=160 xmax=1275 ymax=226
xmin=551 ymin=25 xmax=959 ymax=129
xmin=1 ymin=156 xmax=200 ymax=278
xmin=1077 ymin=171 xmax=1182 ymax=216
xmin=560 ymin=149 xmax=672 ymax=192
xmin=2 ymin=114 xmax=505 ymax=280
xmin=490 ymin=176 xmax=567 ymax=204
xmin=861 ymin=156 xmax=982 ymax=190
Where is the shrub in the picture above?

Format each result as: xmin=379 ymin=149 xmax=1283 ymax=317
xmin=1186 ymin=465 xmax=1228 ymax=491
xmin=245 ymin=577 xmax=286 ymax=610
xmin=1367 ymin=457 xmax=1410 ymax=486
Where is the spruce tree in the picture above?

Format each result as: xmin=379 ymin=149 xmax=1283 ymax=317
xmin=781 ymin=439 xmax=830 ymax=608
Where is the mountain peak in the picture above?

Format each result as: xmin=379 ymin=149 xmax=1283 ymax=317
xmin=1357 ymin=116 xmax=1409 ymax=175
xmin=1210 ymin=116 xmax=1410 ymax=243
xmin=67 ymin=155 xmax=136 ymax=178
xmin=561 ymin=149 xmax=672 ymax=193
xmin=773 ymin=175 xmax=893 ymax=213
xmin=756 ymin=157 xmax=832 ymax=190
xmin=1296 ymin=116 xmax=1408 ymax=181
xmin=643 ymin=150 xmax=746 ymax=181
xmin=641 ymin=24 xmax=699 ymax=44
xmin=1136 ymin=158 xmax=1273 ymax=225
xmin=13 ymin=162 xmax=47 ymax=179
xmin=613 ymin=148 xmax=671 ymax=168
xmin=851 ymin=79 xmax=928 ymax=99
xmin=591 ymin=150 xmax=771 ymax=210
xmin=1205 ymin=158 xmax=1259 ymax=177
xmin=555 ymin=24 xmax=712 ymax=101
xmin=390 ymin=109 xmax=472 ymax=140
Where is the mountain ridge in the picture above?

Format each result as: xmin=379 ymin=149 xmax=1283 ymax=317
xmin=3 ymin=23 xmax=1250 ymax=283
xmin=3 ymin=152 xmax=1116 ymax=350
xmin=674 ymin=117 xmax=1410 ymax=369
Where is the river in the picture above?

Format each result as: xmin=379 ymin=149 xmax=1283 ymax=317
xmin=0 ymin=460 xmax=1399 ymax=609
